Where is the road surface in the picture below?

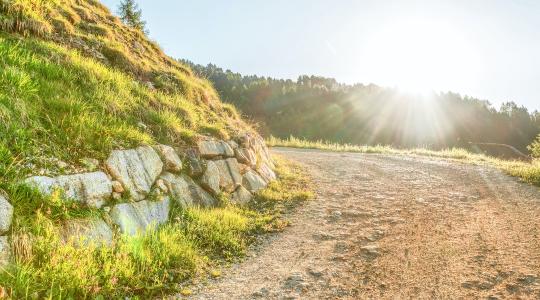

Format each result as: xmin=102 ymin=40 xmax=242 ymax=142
xmin=192 ymin=147 xmax=540 ymax=299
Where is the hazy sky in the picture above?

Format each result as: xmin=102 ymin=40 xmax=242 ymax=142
xmin=101 ymin=0 xmax=540 ymax=111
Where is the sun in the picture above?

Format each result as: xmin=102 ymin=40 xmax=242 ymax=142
xmin=360 ymin=18 xmax=480 ymax=95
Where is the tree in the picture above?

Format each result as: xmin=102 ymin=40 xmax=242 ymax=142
xmin=118 ymin=0 xmax=147 ymax=33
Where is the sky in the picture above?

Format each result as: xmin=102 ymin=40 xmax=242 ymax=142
xmin=101 ymin=0 xmax=540 ymax=112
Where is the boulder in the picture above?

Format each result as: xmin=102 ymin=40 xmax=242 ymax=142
xmin=242 ymin=170 xmax=267 ymax=193
xmin=105 ymin=146 xmax=163 ymax=201
xmin=0 ymin=195 xmax=13 ymax=235
xmin=227 ymin=140 xmax=239 ymax=150
xmin=238 ymin=163 xmax=251 ymax=175
xmin=0 ymin=236 xmax=9 ymax=267
xmin=62 ymin=217 xmax=114 ymax=247
xmin=235 ymin=147 xmax=257 ymax=167
xmin=153 ymin=144 xmax=183 ymax=173
xmin=184 ymin=148 xmax=205 ymax=178
xmin=214 ymin=158 xmax=242 ymax=192
xmin=257 ymin=163 xmax=277 ymax=183
xmin=197 ymin=140 xmax=234 ymax=158
xmin=200 ymin=161 xmax=221 ymax=195
xmin=109 ymin=198 xmax=170 ymax=236
xmin=231 ymin=186 xmax=252 ymax=205
xmin=23 ymin=176 xmax=57 ymax=195
xmin=160 ymin=173 xmax=216 ymax=208
xmin=25 ymin=172 xmax=112 ymax=208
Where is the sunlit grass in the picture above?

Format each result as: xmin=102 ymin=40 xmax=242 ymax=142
xmin=268 ymin=136 xmax=540 ymax=186
xmin=0 ymin=157 xmax=313 ymax=298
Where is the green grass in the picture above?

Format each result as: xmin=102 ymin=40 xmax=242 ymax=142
xmin=0 ymin=34 xmax=242 ymax=183
xmin=0 ymin=157 xmax=313 ymax=299
xmin=268 ymin=136 xmax=540 ymax=187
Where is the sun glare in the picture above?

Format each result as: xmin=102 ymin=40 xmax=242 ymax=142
xmin=361 ymin=19 xmax=481 ymax=95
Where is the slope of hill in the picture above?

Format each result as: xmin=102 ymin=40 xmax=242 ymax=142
xmin=0 ymin=0 xmax=249 ymax=180
xmin=0 ymin=1 xmax=313 ymax=298
xmin=184 ymin=62 xmax=540 ymax=155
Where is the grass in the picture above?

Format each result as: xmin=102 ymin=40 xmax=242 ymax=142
xmin=268 ymin=135 xmax=540 ymax=187
xmin=0 ymin=34 xmax=243 ymax=183
xmin=0 ymin=157 xmax=313 ymax=299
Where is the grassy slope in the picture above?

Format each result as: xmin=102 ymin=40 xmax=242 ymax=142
xmin=0 ymin=0 xmax=247 ymax=182
xmin=0 ymin=1 xmax=315 ymax=298
xmin=268 ymin=136 xmax=540 ymax=187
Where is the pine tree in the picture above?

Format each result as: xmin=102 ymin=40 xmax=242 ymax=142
xmin=118 ymin=0 xmax=147 ymax=33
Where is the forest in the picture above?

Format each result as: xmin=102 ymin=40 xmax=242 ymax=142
xmin=183 ymin=61 xmax=540 ymax=154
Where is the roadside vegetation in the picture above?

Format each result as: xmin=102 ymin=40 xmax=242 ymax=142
xmin=268 ymin=136 xmax=540 ymax=187
xmin=0 ymin=157 xmax=313 ymax=299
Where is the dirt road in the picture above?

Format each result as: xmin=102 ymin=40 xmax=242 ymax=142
xmin=192 ymin=148 xmax=540 ymax=299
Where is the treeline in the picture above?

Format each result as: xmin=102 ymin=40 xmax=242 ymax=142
xmin=182 ymin=61 xmax=540 ymax=154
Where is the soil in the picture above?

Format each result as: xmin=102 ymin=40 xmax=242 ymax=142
xmin=189 ymin=147 xmax=540 ymax=299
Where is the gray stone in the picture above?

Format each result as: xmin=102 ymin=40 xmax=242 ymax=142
xmin=153 ymin=144 xmax=183 ymax=173
xmin=55 ymin=172 xmax=112 ymax=208
xmin=242 ymin=170 xmax=267 ymax=193
xmin=24 ymin=176 xmax=57 ymax=195
xmin=0 ymin=195 xmax=13 ymax=235
xmin=238 ymin=163 xmax=250 ymax=175
xmin=62 ymin=217 xmax=114 ymax=247
xmin=235 ymin=147 xmax=257 ymax=167
xmin=231 ymin=186 xmax=252 ymax=205
xmin=227 ymin=140 xmax=239 ymax=150
xmin=110 ymin=198 xmax=170 ymax=236
xmin=214 ymin=158 xmax=243 ymax=192
xmin=184 ymin=148 xmax=205 ymax=177
xmin=200 ymin=161 xmax=221 ymax=196
xmin=160 ymin=173 xmax=216 ymax=208
xmin=25 ymin=172 xmax=112 ymax=208
xmin=197 ymin=140 xmax=234 ymax=158
xmin=257 ymin=162 xmax=277 ymax=183
xmin=0 ymin=236 xmax=9 ymax=267
xmin=105 ymin=146 xmax=163 ymax=201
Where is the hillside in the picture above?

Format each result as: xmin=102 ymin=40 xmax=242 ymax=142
xmin=184 ymin=62 xmax=540 ymax=155
xmin=0 ymin=1 xmax=315 ymax=298
xmin=0 ymin=0 xmax=249 ymax=182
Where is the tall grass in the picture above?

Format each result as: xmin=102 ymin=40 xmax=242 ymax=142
xmin=268 ymin=136 xmax=540 ymax=186
xmin=0 ymin=35 xmax=240 ymax=182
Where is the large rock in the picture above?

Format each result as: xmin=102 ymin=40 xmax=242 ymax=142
xmin=0 ymin=236 xmax=9 ymax=267
xmin=160 ymin=173 xmax=216 ymax=208
xmin=0 ymin=195 xmax=13 ymax=235
xmin=62 ymin=217 xmax=114 ymax=247
xmin=109 ymin=198 xmax=170 ymax=236
xmin=257 ymin=162 xmax=277 ymax=183
xmin=231 ymin=186 xmax=252 ymax=205
xmin=184 ymin=148 xmax=205 ymax=178
xmin=24 ymin=172 xmax=112 ymax=208
xmin=214 ymin=158 xmax=242 ymax=192
xmin=242 ymin=170 xmax=267 ymax=193
xmin=153 ymin=144 xmax=182 ymax=173
xmin=197 ymin=140 xmax=234 ymax=158
xmin=235 ymin=147 xmax=257 ymax=167
xmin=105 ymin=146 xmax=163 ymax=201
xmin=200 ymin=161 xmax=221 ymax=196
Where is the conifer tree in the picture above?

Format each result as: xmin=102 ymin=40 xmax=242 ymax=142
xmin=118 ymin=0 xmax=147 ymax=33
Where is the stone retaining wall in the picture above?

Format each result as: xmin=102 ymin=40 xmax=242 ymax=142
xmin=0 ymin=133 xmax=276 ymax=266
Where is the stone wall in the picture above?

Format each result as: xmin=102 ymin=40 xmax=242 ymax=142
xmin=0 ymin=133 xmax=276 ymax=265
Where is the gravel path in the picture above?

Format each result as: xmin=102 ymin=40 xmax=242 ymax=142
xmin=191 ymin=147 xmax=540 ymax=299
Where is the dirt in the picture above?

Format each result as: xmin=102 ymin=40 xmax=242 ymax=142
xmin=189 ymin=147 xmax=540 ymax=299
